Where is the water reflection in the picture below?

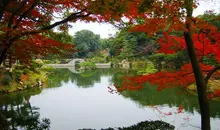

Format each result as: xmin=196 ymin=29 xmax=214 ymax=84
xmin=46 ymin=68 xmax=220 ymax=129
xmin=121 ymin=85 xmax=220 ymax=118
xmin=48 ymin=68 xmax=113 ymax=88
xmin=0 ymin=68 xmax=220 ymax=130
xmin=48 ymin=68 xmax=220 ymax=118
xmin=0 ymin=89 xmax=50 ymax=130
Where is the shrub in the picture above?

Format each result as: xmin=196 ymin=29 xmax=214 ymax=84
xmin=31 ymin=59 xmax=44 ymax=68
xmin=42 ymin=60 xmax=51 ymax=64
xmin=23 ymin=69 xmax=30 ymax=75
xmin=109 ymin=57 xmax=120 ymax=65
xmin=41 ymin=66 xmax=54 ymax=71
xmin=30 ymin=59 xmax=44 ymax=71
xmin=79 ymin=62 xmax=96 ymax=70
xmin=132 ymin=61 xmax=148 ymax=69
xmin=14 ymin=64 xmax=25 ymax=70
xmin=89 ymin=56 xmax=106 ymax=63
xmin=1 ymin=75 xmax=12 ymax=85
xmin=137 ymin=62 xmax=158 ymax=75
xmin=13 ymin=70 xmax=22 ymax=82
xmin=26 ymin=82 xmax=32 ymax=89
xmin=54 ymin=59 xmax=60 ymax=64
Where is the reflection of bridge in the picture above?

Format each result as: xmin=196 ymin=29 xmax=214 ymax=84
xmin=46 ymin=58 xmax=111 ymax=73
xmin=68 ymin=58 xmax=85 ymax=65
xmin=46 ymin=59 xmax=85 ymax=73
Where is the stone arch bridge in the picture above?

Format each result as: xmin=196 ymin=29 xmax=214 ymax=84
xmin=46 ymin=58 xmax=111 ymax=74
xmin=46 ymin=58 xmax=85 ymax=73
xmin=68 ymin=58 xmax=85 ymax=65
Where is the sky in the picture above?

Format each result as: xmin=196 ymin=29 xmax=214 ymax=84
xmin=68 ymin=0 xmax=220 ymax=39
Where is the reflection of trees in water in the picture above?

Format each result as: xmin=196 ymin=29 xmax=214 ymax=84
xmin=48 ymin=68 xmax=220 ymax=118
xmin=48 ymin=68 xmax=113 ymax=88
xmin=120 ymin=84 xmax=220 ymax=118
xmin=107 ymin=70 xmax=220 ymax=118
xmin=0 ymin=89 xmax=50 ymax=130
xmin=109 ymin=69 xmax=137 ymax=85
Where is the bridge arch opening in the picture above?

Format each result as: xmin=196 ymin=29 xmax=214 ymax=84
xmin=68 ymin=58 xmax=85 ymax=65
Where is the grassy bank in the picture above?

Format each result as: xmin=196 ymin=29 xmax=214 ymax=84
xmin=187 ymin=80 xmax=220 ymax=100
xmin=0 ymin=60 xmax=53 ymax=93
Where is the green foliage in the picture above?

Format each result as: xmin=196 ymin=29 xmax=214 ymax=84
xmin=13 ymin=70 xmax=22 ymax=82
xmin=26 ymin=82 xmax=32 ymax=89
xmin=202 ymin=56 xmax=219 ymax=66
xmin=198 ymin=13 xmax=220 ymax=29
xmin=132 ymin=60 xmax=148 ymax=69
xmin=43 ymin=55 xmax=61 ymax=63
xmin=30 ymin=59 xmax=44 ymax=72
xmin=1 ymin=74 xmax=12 ymax=85
xmin=0 ymin=59 xmax=49 ymax=93
xmin=79 ymin=61 xmax=96 ymax=70
xmin=119 ymin=35 xmax=137 ymax=58
xmin=89 ymin=56 xmax=106 ymax=63
xmin=137 ymin=62 xmax=157 ymax=75
xmin=143 ymin=63 xmax=158 ymax=73
xmin=73 ymin=30 xmax=101 ymax=58
xmin=148 ymin=51 xmax=188 ymax=69
xmin=31 ymin=60 xmax=43 ymax=68
xmin=188 ymin=80 xmax=220 ymax=93
xmin=23 ymin=69 xmax=30 ymax=75
xmin=40 ymin=66 xmax=54 ymax=72
xmin=46 ymin=31 xmax=73 ymax=44
xmin=109 ymin=57 xmax=121 ymax=67
xmin=148 ymin=53 xmax=166 ymax=60
xmin=107 ymin=28 xmax=157 ymax=59
xmin=14 ymin=64 xmax=26 ymax=70
xmin=100 ymin=38 xmax=111 ymax=49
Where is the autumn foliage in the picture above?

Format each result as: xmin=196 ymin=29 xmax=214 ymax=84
xmin=0 ymin=0 xmax=219 ymax=129
xmin=0 ymin=0 xmax=125 ymax=64
xmin=116 ymin=32 xmax=220 ymax=98
xmin=104 ymin=0 xmax=220 ymax=100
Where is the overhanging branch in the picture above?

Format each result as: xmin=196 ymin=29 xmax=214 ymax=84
xmin=11 ymin=10 xmax=91 ymax=41
xmin=13 ymin=2 xmax=37 ymax=29
xmin=205 ymin=66 xmax=220 ymax=84
xmin=41 ymin=9 xmax=90 ymax=30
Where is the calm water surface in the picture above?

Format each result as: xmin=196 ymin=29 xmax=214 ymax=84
xmin=0 ymin=68 xmax=220 ymax=130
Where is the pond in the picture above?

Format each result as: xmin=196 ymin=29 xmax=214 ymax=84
xmin=0 ymin=68 xmax=220 ymax=130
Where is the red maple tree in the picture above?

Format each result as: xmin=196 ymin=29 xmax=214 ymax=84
xmin=0 ymin=0 xmax=124 ymax=64
xmin=100 ymin=1 xmax=219 ymax=130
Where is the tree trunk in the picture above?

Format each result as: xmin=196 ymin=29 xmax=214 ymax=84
xmin=0 ymin=48 xmax=9 ymax=66
xmin=0 ymin=39 xmax=13 ymax=66
xmin=184 ymin=31 xmax=210 ymax=130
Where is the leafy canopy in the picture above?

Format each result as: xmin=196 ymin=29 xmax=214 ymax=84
xmin=73 ymin=30 xmax=101 ymax=58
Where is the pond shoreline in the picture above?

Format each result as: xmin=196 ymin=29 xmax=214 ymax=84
xmin=0 ymin=67 xmax=49 ymax=94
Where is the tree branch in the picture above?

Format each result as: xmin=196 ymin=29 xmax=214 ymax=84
xmin=7 ymin=13 xmax=15 ymax=28
xmin=7 ymin=0 xmax=28 ymax=28
xmin=11 ymin=10 xmax=91 ymax=41
xmin=41 ymin=10 xmax=90 ymax=30
xmin=13 ymin=2 xmax=37 ymax=29
xmin=205 ymin=66 xmax=220 ymax=84
xmin=0 ymin=0 xmax=11 ymax=21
